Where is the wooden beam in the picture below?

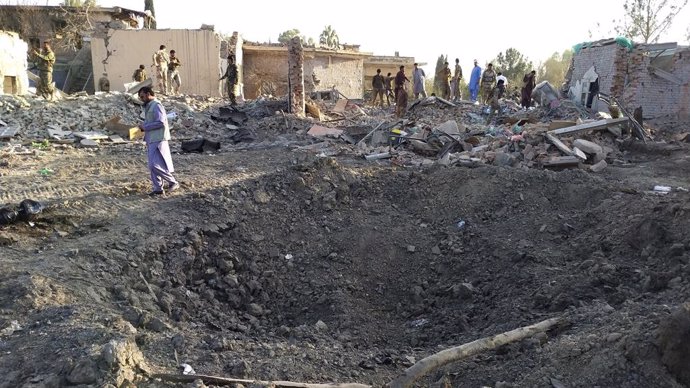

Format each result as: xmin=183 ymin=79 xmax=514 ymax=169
xmin=153 ymin=374 xmax=371 ymax=388
xmin=649 ymin=66 xmax=684 ymax=85
xmin=548 ymin=118 xmax=629 ymax=136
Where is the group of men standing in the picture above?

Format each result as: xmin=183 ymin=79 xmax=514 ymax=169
xmin=146 ymin=45 xmax=182 ymax=95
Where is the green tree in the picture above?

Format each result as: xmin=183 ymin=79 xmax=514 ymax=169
xmin=319 ymin=25 xmax=340 ymax=49
xmin=144 ymin=0 xmax=156 ymax=29
xmin=537 ymin=50 xmax=573 ymax=88
xmin=614 ymin=0 xmax=688 ymax=43
xmin=491 ymin=48 xmax=533 ymax=84
xmin=432 ymin=54 xmax=447 ymax=95
xmin=278 ymin=29 xmax=314 ymax=46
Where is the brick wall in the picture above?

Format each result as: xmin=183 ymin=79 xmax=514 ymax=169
xmin=570 ymin=45 xmax=618 ymax=97
xmin=636 ymin=49 xmax=690 ymax=120
xmin=571 ymin=44 xmax=690 ymax=120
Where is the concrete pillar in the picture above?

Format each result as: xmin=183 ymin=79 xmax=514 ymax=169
xmin=288 ymin=36 xmax=305 ymax=117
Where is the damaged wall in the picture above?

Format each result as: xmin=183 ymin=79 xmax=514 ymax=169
xmin=569 ymin=42 xmax=690 ymax=120
xmin=243 ymin=45 xmax=367 ymax=100
xmin=0 ymin=31 xmax=29 ymax=95
xmin=90 ymin=29 xmax=223 ymax=96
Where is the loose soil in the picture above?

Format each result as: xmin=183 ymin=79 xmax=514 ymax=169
xmin=1 ymin=101 xmax=690 ymax=388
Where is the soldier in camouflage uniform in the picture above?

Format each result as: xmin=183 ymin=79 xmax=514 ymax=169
xmin=32 ymin=40 xmax=56 ymax=100
xmin=480 ymin=63 xmax=497 ymax=104
xmin=219 ymin=55 xmax=239 ymax=105
xmin=151 ymin=45 xmax=169 ymax=94
xmin=132 ymin=65 xmax=147 ymax=83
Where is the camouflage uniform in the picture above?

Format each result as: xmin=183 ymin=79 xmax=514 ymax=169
xmin=133 ymin=68 xmax=147 ymax=83
xmin=34 ymin=47 xmax=56 ymax=99
xmin=167 ymin=56 xmax=182 ymax=95
xmin=480 ymin=67 xmax=496 ymax=104
xmin=220 ymin=60 xmax=239 ymax=105
xmin=152 ymin=49 xmax=169 ymax=94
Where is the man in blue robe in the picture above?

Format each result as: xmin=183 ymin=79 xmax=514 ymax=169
xmin=469 ymin=59 xmax=482 ymax=103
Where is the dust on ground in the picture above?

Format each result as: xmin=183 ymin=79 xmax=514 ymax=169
xmin=1 ymin=93 xmax=690 ymax=388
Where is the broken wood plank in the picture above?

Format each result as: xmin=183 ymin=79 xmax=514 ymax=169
xmin=542 ymin=156 xmax=581 ymax=168
xmin=152 ymin=373 xmax=371 ymax=388
xmin=332 ymin=98 xmax=348 ymax=114
xmin=548 ymin=120 xmax=577 ymax=131
xmin=545 ymin=133 xmax=581 ymax=159
xmin=389 ymin=317 xmax=563 ymax=388
xmin=548 ymin=118 xmax=629 ymax=136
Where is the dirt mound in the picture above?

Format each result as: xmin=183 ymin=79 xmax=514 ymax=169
xmin=1 ymin=117 xmax=690 ymax=387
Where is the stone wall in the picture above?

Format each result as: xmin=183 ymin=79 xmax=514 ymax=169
xmin=243 ymin=47 xmax=365 ymax=100
xmin=0 ymin=31 xmax=29 ymax=95
xmin=90 ymin=29 xmax=223 ymax=96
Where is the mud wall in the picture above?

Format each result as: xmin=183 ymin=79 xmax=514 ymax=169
xmin=0 ymin=31 xmax=29 ymax=95
xmin=243 ymin=47 xmax=365 ymax=99
xmin=90 ymin=29 xmax=223 ymax=96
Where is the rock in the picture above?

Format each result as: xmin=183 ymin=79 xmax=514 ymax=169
xmin=101 ymin=338 xmax=149 ymax=386
xmin=590 ymin=160 xmax=608 ymax=173
xmin=314 ymin=320 xmax=328 ymax=331
xmin=493 ymin=151 xmax=515 ymax=167
xmin=657 ymin=302 xmax=690 ymax=386
xmin=147 ymin=317 xmax=169 ymax=332
xmin=670 ymin=243 xmax=685 ymax=257
xmin=67 ymin=359 xmax=99 ymax=385
xmin=607 ymin=125 xmax=623 ymax=137
xmin=230 ymin=359 xmax=251 ymax=378
xmin=573 ymin=139 xmax=603 ymax=155
xmin=80 ymin=138 xmax=99 ymax=148
xmin=247 ymin=303 xmax=264 ymax=316
xmin=431 ymin=246 xmax=442 ymax=255
xmin=451 ymin=283 xmax=475 ymax=300
xmin=407 ymin=245 xmax=416 ymax=253
xmin=253 ymin=190 xmax=271 ymax=204
xmin=188 ymin=379 xmax=207 ymax=388
xmin=606 ymin=332 xmax=623 ymax=343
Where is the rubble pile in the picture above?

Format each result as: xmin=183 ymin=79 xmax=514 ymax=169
xmin=300 ymin=94 xmax=648 ymax=173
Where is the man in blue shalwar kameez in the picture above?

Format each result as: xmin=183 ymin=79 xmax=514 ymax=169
xmin=137 ymin=86 xmax=179 ymax=196
xmin=469 ymin=59 xmax=482 ymax=103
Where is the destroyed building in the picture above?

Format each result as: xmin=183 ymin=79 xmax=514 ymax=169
xmin=90 ymin=29 xmax=238 ymax=96
xmin=0 ymin=31 xmax=29 ymax=95
xmin=242 ymin=42 xmax=371 ymax=100
xmin=0 ymin=4 xmax=148 ymax=94
xmin=567 ymin=38 xmax=690 ymax=121
xmin=363 ymin=54 xmax=419 ymax=93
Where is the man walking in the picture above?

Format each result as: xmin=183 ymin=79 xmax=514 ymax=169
xmin=451 ymin=58 xmax=463 ymax=102
xmin=219 ymin=54 xmax=239 ymax=105
xmin=167 ymin=50 xmax=182 ymax=95
xmin=412 ymin=63 xmax=427 ymax=99
xmin=469 ymin=60 xmax=481 ymax=103
xmin=151 ymin=45 xmax=169 ymax=94
xmin=137 ymin=86 xmax=179 ymax=196
xmin=32 ymin=40 xmax=56 ymax=100
xmin=371 ymin=68 xmax=385 ymax=107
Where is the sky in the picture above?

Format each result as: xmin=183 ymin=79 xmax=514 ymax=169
xmin=36 ymin=0 xmax=690 ymax=74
